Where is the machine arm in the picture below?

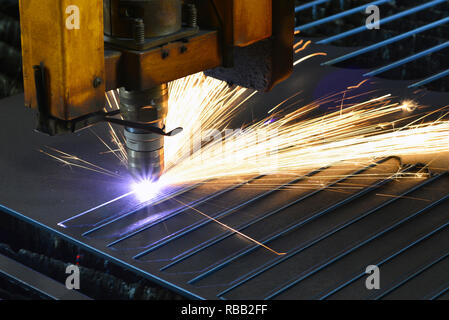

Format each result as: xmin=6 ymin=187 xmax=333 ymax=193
xmin=18 ymin=0 xmax=294 ymax=180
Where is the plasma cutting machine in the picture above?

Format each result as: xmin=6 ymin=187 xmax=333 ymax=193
xmin=18 ymin=0 xmax=294 ymax=181
xmin=3 ymin=0 xmax=449 ymax=300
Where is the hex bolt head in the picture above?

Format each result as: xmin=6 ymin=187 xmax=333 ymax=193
xmin=93 ymin=77 xmax=102 ymax=88
xmin=162 ymin=50 xmax=170 ymax=59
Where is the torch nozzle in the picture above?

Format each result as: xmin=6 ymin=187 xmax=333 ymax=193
xmin=125 ymin=129 xmax=165 ymax=181
xmin=119 ymin=85 xmax=168 ymax=182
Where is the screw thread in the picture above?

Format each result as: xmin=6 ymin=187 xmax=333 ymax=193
xmin=186 ymin=4 xmax=198 ymax=28
xmin=133 ymin=18 xmax=145 ymax=47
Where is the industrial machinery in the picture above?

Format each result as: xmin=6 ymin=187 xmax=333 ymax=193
xmin=18 ymin=0 xmax=294 ymax=180
xmin=3 ymin=0 xmax=449 ymax=301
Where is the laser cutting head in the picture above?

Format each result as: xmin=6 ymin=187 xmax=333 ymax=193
xmin=107 ymin=0 xmax=182 ymax=181
xmin=18 ymin=0 xmax=294 ymax=181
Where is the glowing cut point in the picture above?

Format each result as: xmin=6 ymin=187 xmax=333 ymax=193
xmin=400 ymin=100 xmax=418 ymax=112
xmin=132 ymin=180 xmax=158 ymax=202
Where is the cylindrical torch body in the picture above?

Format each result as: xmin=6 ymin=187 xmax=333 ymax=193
xmin=119 ymin=84 xmax=168 ymax=180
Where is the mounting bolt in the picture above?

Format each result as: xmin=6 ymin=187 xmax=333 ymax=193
xmin=186 ymin=4 xmax=198 ymax=28
xmin=93 ymin=77 xmax=102 ymax=88
xmin=133 ymin=18 xmax=145 ymax=48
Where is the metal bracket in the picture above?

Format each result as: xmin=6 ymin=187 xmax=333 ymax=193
xmin=103 ymin=111 xmax=183 ymax=136
xmin=104 ymin=26 xmax=199 ymax=51
xmin=32 ymin=63 xmax=182 ymax=137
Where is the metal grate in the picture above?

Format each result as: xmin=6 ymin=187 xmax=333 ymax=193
xmin=42 ymin=157 xmax=449 ymax=299
xmin=295 ymin=0 xmax=449 ymax=92
xmin=1 ymin=79 xmax=449 ymax=300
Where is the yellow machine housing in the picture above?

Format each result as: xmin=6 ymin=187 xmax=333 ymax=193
xmin=18 ymin=0 xmax=294 ymax=179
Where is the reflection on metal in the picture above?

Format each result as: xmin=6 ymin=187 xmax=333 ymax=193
xmin=0 ymin=253 xmax=91 ymax=300
xmin=52 ymin=155 xmax=449 ymax=299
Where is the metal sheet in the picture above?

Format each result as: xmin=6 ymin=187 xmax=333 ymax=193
xmin=0 ymin=253 xmax=91 ymax=300
xmin=2 ymin=43 xmax=449 ymax=299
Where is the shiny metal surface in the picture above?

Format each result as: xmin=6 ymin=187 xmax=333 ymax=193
xmin=0 ymin=253 xmax=91 ymax=300
xmin=119 ymin=85 xmax=168 ymax=180
xmin=2 ymin=46 xmax=449 ymax=298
